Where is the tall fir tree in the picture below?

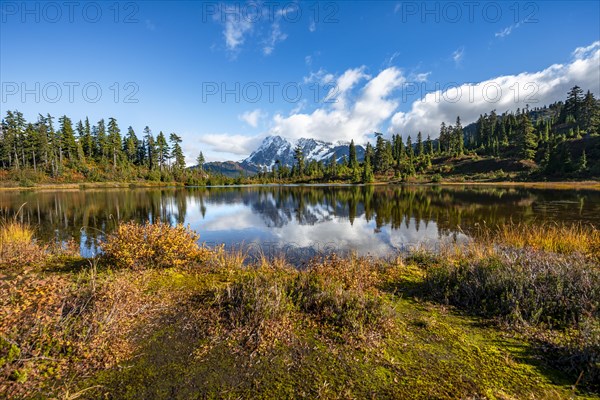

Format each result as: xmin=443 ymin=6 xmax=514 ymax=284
xmin=107 ymin=117 xmax=122 ymax=168
xmin=348 ymin=139 xmax=357 ymax=169
xmin=518 ymin=111 xmax=536 ymax=160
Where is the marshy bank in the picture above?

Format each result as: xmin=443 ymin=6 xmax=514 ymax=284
xmin=1 ymin=220 xmax=599 ymax=399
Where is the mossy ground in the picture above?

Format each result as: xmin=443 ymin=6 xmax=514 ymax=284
xmin=1 ymin=222 xmax=598 ymax=399
xmin=77 ymin=263 xmax=582 ymax=399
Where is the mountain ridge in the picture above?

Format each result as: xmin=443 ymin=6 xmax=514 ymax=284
xmin=204 ymin=135 xmax=366 ymax=176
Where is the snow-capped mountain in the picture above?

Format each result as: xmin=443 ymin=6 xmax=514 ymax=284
xmin=241 ymin=136 xmax=365 ymax=169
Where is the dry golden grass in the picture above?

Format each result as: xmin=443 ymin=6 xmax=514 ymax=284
xmin=0 ymin=221 xmax=46 ymax=268
xmin=479 ymin=222 xmax=600 ymax=259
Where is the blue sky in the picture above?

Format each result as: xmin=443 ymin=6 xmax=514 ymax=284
xmin=1 ymin=1 xmax=599 ymax=163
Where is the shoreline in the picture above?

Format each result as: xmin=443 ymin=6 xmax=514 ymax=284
xmin=0 ymin=181 xmax=185 ymax=191
xmin=1 ymin=179 xmax=599 ymax=191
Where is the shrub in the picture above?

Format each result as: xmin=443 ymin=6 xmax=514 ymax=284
xmin=425 ymin=248 xmax=600 ymax=389
xmin=431 ymin=174 xmax=442 ymax=183
xmin=101 ymin=221 xmax=201 ymax=269
xmin=426 ymin=250 xmax=600 ymax=328
xmin=0 ymin=221 xmax=45 ymax=268
xmin=215 ymin=272 xmax=295 ymax=351
xmin=293 ymin=274 xmax=387 ymax=332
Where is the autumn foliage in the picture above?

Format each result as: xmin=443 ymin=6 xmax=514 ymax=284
xmin=100 ymin=220 xmax=202 ymax=269
xmin=0 ymin=221 xmax=46 ymax=268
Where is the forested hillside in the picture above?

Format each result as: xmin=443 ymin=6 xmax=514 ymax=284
xmin=1 ymin=86 xmax=598 ymax=186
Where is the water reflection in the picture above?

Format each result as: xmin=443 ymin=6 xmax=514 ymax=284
xmin=1 ymin=185 xmax=598 ymax=258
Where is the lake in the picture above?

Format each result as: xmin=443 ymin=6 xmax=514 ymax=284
xmin=2 ymin=185 xmax=599 ymax=261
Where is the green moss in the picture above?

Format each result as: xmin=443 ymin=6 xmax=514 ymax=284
xmin=80 ymin=264 xmax=581 ymax=399
xmin=5 ymin=247 xmax=596 ymax=398
xmin=0 ymin=337 xmax=21 ymax=368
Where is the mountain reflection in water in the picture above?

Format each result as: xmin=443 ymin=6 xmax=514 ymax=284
xmin=1 ymin=185 xmax=598 ymax=260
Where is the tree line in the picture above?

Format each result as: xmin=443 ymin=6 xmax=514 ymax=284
xmin=279 ymin=86 xmax=599 ymax=182
xmin=1 ymin=86 xmax=598 ymax=185
xmin=0 ymin=113 xmax=193 ymax=183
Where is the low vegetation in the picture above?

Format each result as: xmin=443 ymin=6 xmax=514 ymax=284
xmin=483 ymin=222 xmax=600 ymax=259
xmin=101 ymin=220 xmax=206 ymax=269
xmin=0 ymin=220 xmax=599 ymax=398
xmin=0 ymin=214 xmax=46 ymax=269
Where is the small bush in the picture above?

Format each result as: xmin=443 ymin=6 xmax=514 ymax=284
xmin=291 ymin=265 xmax=389 ymax=333
xmin=0 ymin=221 xmax=45 ymax=268
xmin=431 ymin=174 xmax=442 ymax=183
xmin=215 ymin=272 xmax=295 ymax=352
xmin=425 ymin=248 xmax=600 ymax=389
xmin=426 ymin=250 xmax=600 ymax=327
xmin=101 ymin=221 xmax=201 ymax=269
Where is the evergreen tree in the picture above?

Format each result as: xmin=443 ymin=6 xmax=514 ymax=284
xmin=518 ymin=111 xmax=536 ymax=160
xmin=124 ymin=126 xmax=139 ymax=163
xmin=581 ymin=90 xmax=599 ymax=134
xmin=196 ymin=151 xmax=205 ymax=172
xmin=107 ymin=117 xmax=122 ymax=168
xmin=24 ymin=123 xmax=39 ymax=171
xmin=293 ymin=144 xmax=304 ymax=177
xmin=95 ymin=119 xmax=108 ymax=160
xmin=362 ymin=155 xmax=374 ymax=183
xmin=143 ymin=126 xmax=156 ymax=170
xmin=453 ymin=116 xmax=464 ymax=156
xmin=156 ymin=131 xmax=170 ymax=170
xmin=426 ymin=134 xmax=434 ymax=155
xmin=34 ymin=114 xmax=50 ymax=171
xmin=392 ymin=134 xmax=404 ymax=165
xmin=328 ymin=152 xmax=337 ymax=177
xmin=82 ymin=117 xmax=94 ymax=158
xmin=406 ymin=135 xmax=414 ymax=159
xmin=563 ymin=85 xmax=584 ymax=124
xmin=416 ymin=131 xmax=423 ymax=156
xmin=58 ymin=115 xmax=77 ymax=163
xmin=1 ymin=110 xmax=25 ymax=169
xmin=169 ymin=133 xmax=186 ymax=173
xmin=46 ymin=114 xmax=59 ymax=175
xmin=439 ymin=122 xmax=449 ymax=154
xmin=348 ymin=139 xmax=357 ymax=169
xmin=374 ymin=132 xmax=393 ymax=174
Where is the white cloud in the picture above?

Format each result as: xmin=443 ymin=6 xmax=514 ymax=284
xmin=309 ymin=19 xmax=316 ymax=32
xmin=239 ymin=109 xmax=265 ymax=128
xmin=303 ymin=68 xmax=336 ymax=85
xmin=191 ymin=42 xmax=599 ymax=162
xmin=495 ymin=15 xmax=537 ymax=39
xmin=495 ymin=21 xmax=523 ymax=38
xmin=269 ymin=67 xmax=404 ymax=144
xmin=305 ymin=55 xmax=312 ymax=66
xmin=452 ymin=47 xmax=464 ymax=66
xmin=573 ymin=41 xmax=600 ymax=59
xmin=390 ymin=42 xmax=600 ymax=139
xmin=263 ymin=16 xmax=288 ymax=55
xmin=195 ymin=133 xmax=265 ymax=159
xmin=412 ymin=72 xmax=431 ymax=82
xmin=215 ymin=4 xmax=289 ymax=57
xmin=222 ymin=13 xmax=253 ymax=53
xmin=386 ymin=51 xmax=400 ymax=67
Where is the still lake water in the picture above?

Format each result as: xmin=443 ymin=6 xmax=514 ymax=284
xmin=2 ymin=185 xmax=599 ymax=260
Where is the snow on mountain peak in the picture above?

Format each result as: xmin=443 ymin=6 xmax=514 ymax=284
xmin=242 ymin=136 xmax=365 ymax=169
